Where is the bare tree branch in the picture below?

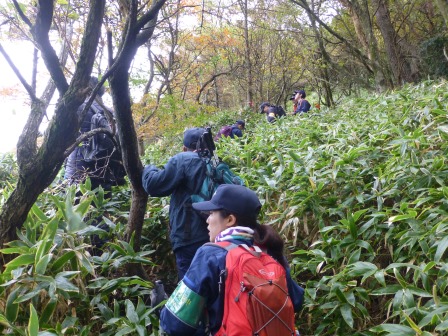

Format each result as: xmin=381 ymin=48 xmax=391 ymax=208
xmin=0 ymin=42 xmax=36 ymax=100
xmin=11 ymin=0 xmax=33 ymax=28
xmin=64 ymin=127 xmax=116 ymax=157
xmin=195 ymin=70 xmax=234 ymax=103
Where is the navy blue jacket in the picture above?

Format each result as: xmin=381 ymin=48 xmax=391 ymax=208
xmin=294 ymin=99 xmax=311 ymax=114
xmin=230 ymin=125 xmax=243 ymax=138
xmin=160 ymin=239 xmax=304 ymax=335
xmin=142 ymin=151 xmax=209 ymax=251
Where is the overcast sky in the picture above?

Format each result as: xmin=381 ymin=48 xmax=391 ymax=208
xmin=0 ymin=40 xmax=34 ymax=154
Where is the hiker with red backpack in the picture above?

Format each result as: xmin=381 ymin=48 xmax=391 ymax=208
xmin=158 ymin=184 xmax=304 ymax=336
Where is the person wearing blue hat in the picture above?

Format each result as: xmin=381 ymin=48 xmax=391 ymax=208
xmin=214 ymin=120 xmax=246 ymax=140
xmin=259 ymin=102 xmax=271 ymax=114
xmin=293 ymin=89 xmax=311 ymax=115
xmin=158 ymin=184 xmax=304 ymax=336
xmin=231 ymin=119 xmax=245 ymax=138
xmin=142 ymin=127 xmax=210 ymax=280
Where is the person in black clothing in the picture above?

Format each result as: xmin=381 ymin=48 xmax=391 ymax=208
xmin=260 ymin=102 xmax=286 ymax=123
xmin=64 ymin=77 xmax=125 ymax=252
xmin=259 ymin=102 xmax=271 ymax=115
xmin=64 ymin=76 xmax=125 ymax=191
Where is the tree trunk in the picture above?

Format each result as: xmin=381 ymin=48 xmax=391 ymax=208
xmin=107 ymin=0 xmax=167 ymax=278
xmin=0 ymin=0 xmax=105 ymax=250
xmin=338 ymin=0 xmax=392 ymax=90
xmin=372 ymin=0 xmax=418 ymax=84
xmin=308 ymin=1 xmax=334 ymax=107
xmin=239 ymin=0 xmax=254 ymax=108
xmin=110 ymin=64 xmax=149 ymax=255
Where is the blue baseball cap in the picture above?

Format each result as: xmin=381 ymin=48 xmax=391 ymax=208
xmin=192 ymin=184 xmax=261 ymax=218
xmin=236 ymin=120 xmax=245 ymax=129
xmin=259 ymin=102 xmax=271 ymax=113
xmin=183 ymin=127 xmax=205 ymax=149
xmin=295 ymin=90 xmax=306 ymax=98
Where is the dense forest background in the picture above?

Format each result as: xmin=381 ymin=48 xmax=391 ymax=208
xmin=0 ymin=0 xmax=448 ymax=335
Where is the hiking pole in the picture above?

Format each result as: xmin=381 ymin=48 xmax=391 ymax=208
xmin=203 ymin=127 xmax=219 ymax=167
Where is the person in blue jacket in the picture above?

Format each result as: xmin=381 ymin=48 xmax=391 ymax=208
xmin=230 ymin=120 xmax=245 ymax=138
xmin=142 ymin=127 xmax=209 ymax=280
xmin=159 ymin=184 xmax=304 ymax=335
xmin=293 ymin=89 xmax=311 ymax=115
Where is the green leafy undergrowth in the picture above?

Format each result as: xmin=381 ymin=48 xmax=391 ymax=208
xmin=241 ymin=80 xmax=448 ymax=335
xmin=0 ymin=181 xmax=160 ymax=335
xmin=2 ymin=79 xmax=448 ymax=335
xmin=143 ymin=80 xmax=448 ymax=335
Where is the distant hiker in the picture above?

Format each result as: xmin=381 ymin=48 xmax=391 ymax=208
xmin=64 ymin=76 xmax=125 ymax=253
xmin=64 ymin=76 xmax=125 ymax=191
xmin=266 ymin=105 xmax=286 ymax=123
xmin=142 ymin=127 xmax=210 ymax=280
xmin=293 ymin=89 xmax=311 ymax=115
xmin=215 ymin=120 xmax=246 ymax=140
xmin=216 ymin=120 xmax=246 ymax=140
xmin=260 ymin=102 xmax=286 ymax=123
xmin=159 ymin=184 xmax=304 ymax=336
xmin=259 ymin=101 xmax=271 ymax=115
xmin=232 ymin=120 xmax=245 ymax=137
xmin=214 ymin=125 xmax=233 ymax=140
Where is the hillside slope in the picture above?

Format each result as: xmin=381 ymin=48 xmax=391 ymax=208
xmin=147 ymin=80 xmax=448 ymax=335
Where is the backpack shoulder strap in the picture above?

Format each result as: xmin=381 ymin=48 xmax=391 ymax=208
xmin=238 ymin=243 xmax=262 ymax=257
xmin=204 ymin=241 xmax=238 ymax=251
xmin=204 ymin=242 xmax=238 ymax=295
xmin=205 ymin=242 xmax=262 ymax=257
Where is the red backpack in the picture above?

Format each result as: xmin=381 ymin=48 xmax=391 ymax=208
xmin=212 ymin=242 xmax=296 ymax=336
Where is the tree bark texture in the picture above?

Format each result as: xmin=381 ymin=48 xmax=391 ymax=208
xmin=338 ymin=0 xmax=391 ymax=90
xmin=372 ymin=0 xmax=418 ymax=84
xmin=107 ymin=0 xmax=166 ymax=278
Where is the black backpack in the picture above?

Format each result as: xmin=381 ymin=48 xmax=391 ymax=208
xmin=274 ymin=105 xmax=287 ymax=117
xmin=81 ymin=105 xmax=114 ymax=163
xmin=80 ymin=104 xmax=126 ymax=185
